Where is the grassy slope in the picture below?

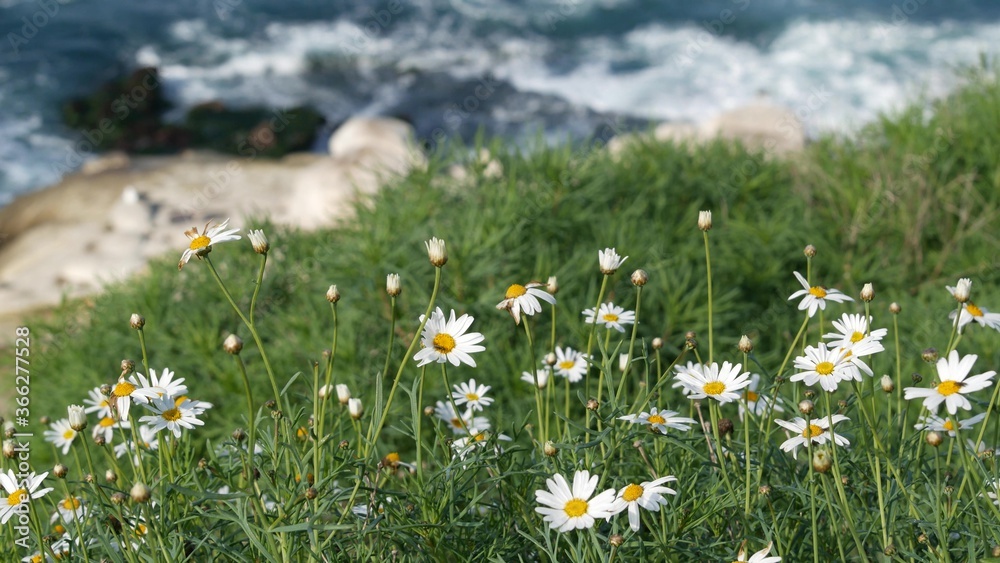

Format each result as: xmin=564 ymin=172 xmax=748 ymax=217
xmin=12 ymin=64 xmax=1000 ymax=465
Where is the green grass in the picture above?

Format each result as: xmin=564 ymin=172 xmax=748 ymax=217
xmin=4 ymin=61 xmax=1000 ymax=561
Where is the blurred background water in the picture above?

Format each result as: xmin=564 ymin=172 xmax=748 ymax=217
xmin=0 ymin=0 xmax=998 ymax=205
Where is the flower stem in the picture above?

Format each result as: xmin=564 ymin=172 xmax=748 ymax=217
xmin=703 ymin=231 xmax=713 ymax=363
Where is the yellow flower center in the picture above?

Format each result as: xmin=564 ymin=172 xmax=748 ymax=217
xmin=473 ymin=432 xmax=487 ymax=442
xmin=937 ymin=380 xmax=963 ymax=396
xmin=450 ymin=417 xmax=464 ymax=429
xmin=433 ymin=333 xmax=457 ymax=354
xmin=802 ymin=424 xmax=824 ymax=438
xmin=161 ymin=408 xmax=182 ymax=422
xmin=112 ymin=381 xmax=136 ymax=397
xmin=174 ymin=396 xmax=189 ymax=406
xmin=943 ymin=420 xmax=955 ymax=432
xmin=465 ymin=392 xmax=480 ymax=402
xmin=559 ymin=360 xmax=576 ymax=370
xmin=647 ymin=414 xmax=666 ymax=425
xmin=563 ymin=498 xmax=588 ymax=518
xmin=60 ymin=497 xmax=81 ymax=511
xmin=53 ymin=524 xmax=66 ymax=535
xmin=30 ymin=555 xmax=43 ymax=563
xmin=850 ymin=331 xmax=865 ymax=343
xmin=505 ymin=284 xmax=527 ymax=299
xmin=100 ymin=417 xmax=116 ymax=428
xmin=967 ymin=302 xmax=984 ymax=317
xmin=135 ymin=523 xmax=148 ymax=536
xmin=622 ymin=483 xmax=644 ymax=503
xmin=189 ymin=235 xmax=211 ymax=250
xmin=809 ymin=286 xmax=828 ymax=298
xmin=602 ymin=313 xmax=619 ymax=323
xmin=62 ymin=429 xmax=75 ymax=440
xmin=7 ymin=488 xmax=27 ymax=506
xmin=386 ymin=452 xmax=401 ymax=463
xmin=744 ymin=390 xmax=759 ymax=402
xmin=815 ymin=362 xmax=835 ymax=376
xmin=703 ymin=381 xmax=726 ymax=395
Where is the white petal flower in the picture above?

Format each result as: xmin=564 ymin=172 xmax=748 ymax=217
xmin=582 ymin=302 xmax=635 ymax=333
xmin=139 ymin=396 xmax=205 ymax=438
xmin=674 ymin=361 xmax=752 ymax=404
xmin=0 ymin=470 xmax=53 ymax=525
xmin=598 ymin=248 xmax=628 ymax=275
xmin=178 ymin=218 xmax=241 ymax=269
xmin=413 ymin=307 xmax=486 ymax=367
xmin=903 ymin=350 xmax=996 ymax=414
xmin=915 ymin=412 xmax=985 ymax=437
xmin=619 ymin=407 xmax=696 ymax=433
xmin=451 ymin=378 xmax=494 ymax=411
xmin=521 ymin=369 xmax=551 ymax=389
xmin=43 ymin=419 xmax=77 ymax=455
xmin=735 ymin=540 xmax=782 ymax=563
xmin=790 ymin=343 xmax=854 ymax=392
xmin=787 ymin=271 xmax=853 ymax=317
xmin=535 ymin=470 xmax=618 ymax=532
xmin=610 ymin=475 xmax=677 ymax=532
xmin=775 ymin=416 xmax=850 ymax=459
xmin=553 ymin=347 xmax=588 ymax=383
xmin=496 ymin=282 xmax=556 ymax=325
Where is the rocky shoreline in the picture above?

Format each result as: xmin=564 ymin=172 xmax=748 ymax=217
xmin=0 ymin=104 xmax=804 ymax=346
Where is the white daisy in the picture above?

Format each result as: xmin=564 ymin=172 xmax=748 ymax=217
xmin=178 ymin=218 xmax=241 ymax=269
xmin=0 ymin=470 xmax=52 ymax=524
xmin=433 ymin=401 xmax=490 ymax=435
xmin=915 ymin=412 xmax=986 ymax=437
xmin=674 ymin=361 xmax=752 ymax=404
xmin=92 ymin=416 xmax=130 ymax=443
xmin=787 ymin=271 xmax=853 ymax=317
xmin=535 ymin=470 xmax=619 ymax=533
xmin=171 ymin=395 xmax=213 ymax=415
xmin=521 ymin=369 xmax=551 ymax=389
xmin=496 ymin=282 xmax=556 ymax=325
xmin=790 ymin=343 xmax=854 ymax=392
xmin=450 ymin=429 xmax=512 ymax=460
xmin=903 ymin=350 xmax=996 ymax=415
xmin=619 ymin=407 xmax=697 ymax=433
xmin=413 ymin=307 xmax=486 ymax=368
xmin=734 ymin=541 xmax=782 ymax=563
xmin=109 ymin=375 xmax=160 ymax=420
xmin=51 ymin=495 xmax=86 ymax=524
xmin=598 ymin=247 xmax=628 ymax=275
xmin=451 ymin=378 xmax=494 ymax=411
xmin=610 ymin=476 xmax=677 ymax=532
xmin=84 ymin=386 xmax=114 ymax=419
xmin=775 ymin=415 xmax=850 ymax=459
xmin=582 ymin=302 xmax=636 ymax=333
xmin=946 ymin=294 xmax=1000 ymax=333
xmin=553 ymin=347 xmax=589 ymax=382
xmin=672 ymin=362 xmax=706 ymax=395
xmin=739 ymin=374 xmax=784 ymax=422
xmin=43 ymin=419 xmax=77 ymax=455
xmin=135 ymin=367 xmax=188 ymax=400
xmin=823 ymin=313 xmax=888 ymax=348
xmin=139 ymin=396 xmax=204 ymax=438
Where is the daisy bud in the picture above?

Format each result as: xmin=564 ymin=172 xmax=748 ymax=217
xmin=926 ymin=431 xmax=943 ymax=447
xmin=718 ymin=418 xmax=734 ymax=437
xmin=85 ymin=473 xmax=95 ymax=483
xmin=271 ymin=410 xmax=283 ymax=420
xmin=4 ymin=422 xmax=15 ymax=439
xmin=543 ymin=353 xmax=556 ymax=366
xmin=609 ymin=534 xmax=624 ymax=547
xmin=546 ymin=276 xmax=558 ymax=294
xmin=111 ymin=492 xmax=127 ymax=505
xmin=130 ymin=483 xmax=151 ymax=503
xmin=917 ymin=534 xmax=929 ymax=545
xmin=386 ymin=273 xmax=401 ymax=297
xmin=326 ymin=285 xmax=341 ymax=303
xmin=425 ymin=237 xmax=447 ymax=267
xmin=2 ymin=439 xmax=13 ymax=458
xmin=265 ymin=400 xmax=277 ymax=409
xmin=232 ymin=428 xmax=246 ymax=442
xmin=841 ymin=476 xmax=849 ymax=486
xmin=889 ymin=302 xmax=901 ymax=314
xmin=348 ymin=398 xmax=364 ymax=420
xmin=586 ymin=399 xmax=600 ymax=411
xmin=880 ymin=375 xmax=894 ymax=393
xmin=804 ymin=244 xmax=817 ymax=258
xmin=953 ymin=278 xmax=972 ymax=303
xmin=198 ymin=458 xmax=208 ymax=470
xmin=630 ymin=269 xmax=648 ymax=286
xmin=993 ymin=545 xmax=1000 ymax=558
xmin=758 ymin=485 xmax=771 ymax=496
xmin=619 ymin=354 xmax=629 ymax=372
xmin=305 ymin=487 xmax=318 ymax=500
xmin=737 ymin=335 xmax=753 ymax=354
xmin=884 ymin=545 xmax=897 ymax=557
xmin=106 ymin=469 xmax=117 ymax=483
xmin=698 ymin=210 xmax=712 ymax=231
xmin=943 ymin=485 xmax=954 ymax=496
xmin=122 ymin=357 xmax=137 ymax=374
xmin=860 ymin=283 xmax=874 ymax=302
xmin=651 ymin=337 xmax=663 ymax=350
xmin=685 ymin=334 xmax=697 ymax=350
xmin=53 ymin=464 xmax=68 ymax=478
xmin=339 ymin=440 xmax=350 ymax=449
xmin=223 ymin=334 xmax=243 ymax=355
xmin=543 ymin=441 xmax=558 ymax=457
xmin=803 ymin=389 xmax=815 ymax=399
xmin=837 ymin=399 xmax=847 ymax=410
xmin=812 ymin=449 xmax=832 ymax=473
xmin=911 ymin=373 xmax=923 ymax=384
xmin=248 ymin=229 xmax=269 ymax=254
xmin=39 ymin=416 xmax=50 ymax=425
xmin=921 ymin=348 xmax=938 ymax=363
xmin=336 ymin=384 xmax=351 ymax=405
xmin=798 ymin=399 xmax=814 ymax=415
xmin=129 ymin=313 xmax=145 ymax=330
xmin=318 ymin=384 xmax=332 ymax=399
xmin=94 ymin=435 xmax=106 ymax=446
xmin=68 ymin=404 xmax=87 ymax=431
xmin=423 ymin=406 xmax=434 ymax=417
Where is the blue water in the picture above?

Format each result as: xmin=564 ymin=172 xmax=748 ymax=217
xmin=0 ymin=0 xmax=998 ymax=204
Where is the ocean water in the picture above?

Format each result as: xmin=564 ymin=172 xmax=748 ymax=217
xmin=0 ymin=0 xmax=998 ymax=205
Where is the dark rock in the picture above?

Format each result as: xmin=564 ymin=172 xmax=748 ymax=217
xmin=184 ymin=104 xmax=326 ymax=158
